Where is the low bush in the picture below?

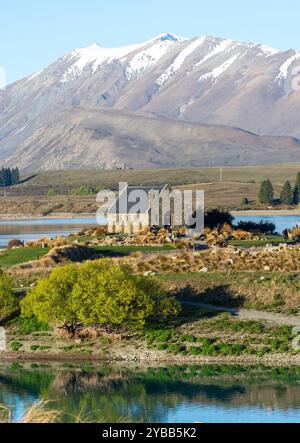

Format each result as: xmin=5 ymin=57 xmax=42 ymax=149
xmin=0 ymin=273 xmax=18 ymax=319
xmin=10 ymin=341 xmax=22 ymax=352
xmin=11 ymin=316 xmax=51 ymax=335
xmin=7 ymin=239 xmax=24 ymax=249
xmin=47 ymin=189 xmax=58 ymax=197
xmin=205 ymin=209 xmax=234 ymax=228
xmin=235 ymin=220 xmax=276 ymax=234
xmin=71 ymin=185 xmax=103 ymax=196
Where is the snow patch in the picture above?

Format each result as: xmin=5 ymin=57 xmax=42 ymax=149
xmin=275 ymin=52 xmax=300 ymax=81
xmin=195 ymin=39 xmax=234 ymax=68
xmin=155 ymin=36 xmax=207 ymax=87
xmin=61 ymin=42 xmax=145 ymax=83
xmin=125 ymin=39 xmax=178 ymax=80
xmin=26 ymin=70 xmax=44 ymax=82
xmin=198 ymin=53 xmax=241 ymax=82
xmin=61 ymin=33 xmax=187 ymax=83
xmin=256 ymin=44 xmax=280 ymax=57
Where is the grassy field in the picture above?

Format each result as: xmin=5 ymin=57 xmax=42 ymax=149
xmin=1 ymin=163 xmax=300 ymax=213
xmin=158 ymin=272 xmax=300 ymax=314
xmin=0 ymin=248 xmax=49 ymax=268
xmin=228 ymin=235 xmax=290 ymax=248
xmin=4 ymin=301 xmax=296 ymax=362
xmin=0 ymin=244 xmax=172 ymax=269
xmin=15 ymin=163 xmax=300 ymax=192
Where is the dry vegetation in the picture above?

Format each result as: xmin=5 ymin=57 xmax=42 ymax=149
xmin=1 ymin=163 xmax=300 ymax=215
xmin=123 ymin=245 xmax=300 ymax=274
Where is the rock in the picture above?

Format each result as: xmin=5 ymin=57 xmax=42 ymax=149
xmin=264 ymin=266 xmax=271 ymax=271
xmin=199 ymin=267 xmax=209 ymax=273
xmin=292 ymin=326 xmax=300 ymax=336
xmin=224 ymin=259 xmax=234 ymax=265
xmin=265 ymin=245 xmax=278 ymax=253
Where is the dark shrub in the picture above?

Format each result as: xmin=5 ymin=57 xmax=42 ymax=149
xmin=8 ymin=239 xmax=24 ymax=249
xmin=205 ymin=209 xmax=234 ymax=228
xmin=235 ymin=220 xmax=276 ymax=234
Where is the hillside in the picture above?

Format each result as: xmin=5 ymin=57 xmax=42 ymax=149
xmin=4 ymin=108 xmax=300 ymax=172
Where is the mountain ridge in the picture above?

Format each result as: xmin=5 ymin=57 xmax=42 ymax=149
xmin=1 ymin=32 xmax=300 ymax=171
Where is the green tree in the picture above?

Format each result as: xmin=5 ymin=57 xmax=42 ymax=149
xmin=21 ymin=264 xmax=80 ymax=332
xmin=21 ymin=261 xmax=180 ymax=332
xmin=258 ymin=179 xmax=274 ymax=204
xmin=280 ymin=181 xmax=293 ymax=205
xmin=293 ymin=172 xmax=300 ymax=205
xmin=0 ymin=167 xmax=20 ymax=187
xmin=0 ymin=272 xmax=18 ymax=319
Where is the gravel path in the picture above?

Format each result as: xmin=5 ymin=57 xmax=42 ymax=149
xmin=182 ymin=301 xmax=300 ymax=327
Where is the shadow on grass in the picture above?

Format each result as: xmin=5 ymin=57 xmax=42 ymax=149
xmin=18 ymin=174 xmax=38 ymax=185
xmin=173 ymin=284 xmax=246 ymax=309
xmin=93 ymin=248 xmax=129 ymax=258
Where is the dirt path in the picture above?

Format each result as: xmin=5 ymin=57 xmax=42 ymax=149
xmin=182 ymin=301 xmax=300 ymax=327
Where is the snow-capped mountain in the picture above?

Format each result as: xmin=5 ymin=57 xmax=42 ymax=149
xmin=1 ymin=32 xmax=300 ymax=171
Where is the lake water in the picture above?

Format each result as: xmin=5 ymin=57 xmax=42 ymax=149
xmin=0 ymin=364 xmax=299 ymax=423
xmin=0 ymin=214 xmax=299 ymax=248
xmin=233 ymin=215 xmax=300 ymax=234
xmin=0 ymin=217 xmax=99 ymax=248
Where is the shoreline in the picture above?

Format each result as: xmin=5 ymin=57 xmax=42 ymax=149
xmin=1 ymin=351 xmax=299 ymax=367
xmin=0 ymin=209 xmax=300 ymax=220
xmin=0 ymin=213 xmax=97 ymax=220
xmin=231 ymin=209 xmax=300 ymax=216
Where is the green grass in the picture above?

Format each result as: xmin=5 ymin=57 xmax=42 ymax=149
xmin=0 ymin=247 xmax=49 ymax=268
xmin=229 ymin=235 xmax=290 ymax=248
xmin=157 ymin=271 xmax=300 ymax=313
xmin=144 ymin=313 xmax=295 ymax=357
xmin=10 ymin=316 xmax=51 ymax=335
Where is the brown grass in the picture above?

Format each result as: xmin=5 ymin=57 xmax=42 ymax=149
xmin=2 ymin=163 xmax=300 ymax=214
xmin=0 ymin=401 xmax=132 ymax=423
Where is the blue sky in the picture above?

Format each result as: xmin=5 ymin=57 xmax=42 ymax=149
xmin=1 ymin=0 xmax=300 ymax=84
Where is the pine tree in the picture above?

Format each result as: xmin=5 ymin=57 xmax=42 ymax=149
xmin=15 ymin=167 xmax=20 ymax=184
xmin=258 ymin=179 xmax=274 ymax=204
xmin=0 ymin=167 xmax=20 ymax=187
xmin=293 ymin=172 xmax=300 ymax=205
xmin=280 ymin=181 xmax=293 ymax=205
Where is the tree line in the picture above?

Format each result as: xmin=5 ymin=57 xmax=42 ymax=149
xmin=0 ymin=167 xmax=20 ymax=187
xmin=258 ymin=172 xmax=300 ymax=205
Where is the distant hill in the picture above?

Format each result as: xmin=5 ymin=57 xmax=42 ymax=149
xmin=4 ymin=107 xmax=300 ymax=172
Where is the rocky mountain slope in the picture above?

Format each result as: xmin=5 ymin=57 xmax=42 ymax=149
xmin=1 ymin=32 xmax=300 ymax=170
xmin=5 ymin=107 xmax=300 ymax=172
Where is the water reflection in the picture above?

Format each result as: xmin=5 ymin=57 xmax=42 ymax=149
xmin=0 ymin=365 xmax=299 ymax=423
xmin=234 ymin=215 xmax=300 ymax=234
xmin=0 ymin=217 xmax=99 ymax=247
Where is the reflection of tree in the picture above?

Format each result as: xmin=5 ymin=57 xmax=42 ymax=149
xmin=0 ymin=365 xmax=300 ymax=423
xmin=0 ymin=371 xmax=54 ymax=422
